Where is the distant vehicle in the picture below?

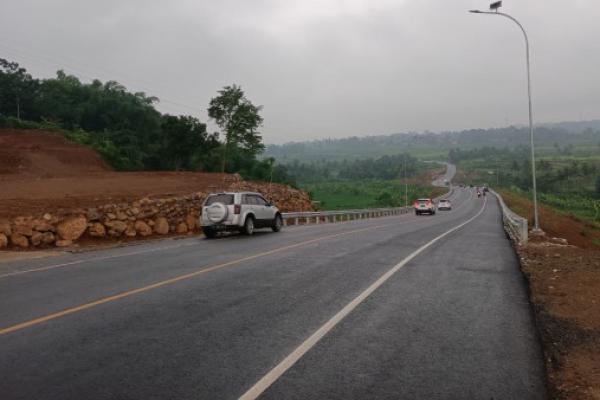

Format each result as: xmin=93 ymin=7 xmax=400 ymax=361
xmin=483 ymin=186 xmax=489 ymax=193
xmin=414 ymin=198 xmax=436 ymax=215
xmin=200 ymin=192 xmax=283 ymax=238
xmin=438 ymin=199 xmax=452 ymax=211
xmin=443 ymin=179 xmax=449 ymax=186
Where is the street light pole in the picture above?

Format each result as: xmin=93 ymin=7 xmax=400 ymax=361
xmin=470 ymin=5 xmax=541 ymax=232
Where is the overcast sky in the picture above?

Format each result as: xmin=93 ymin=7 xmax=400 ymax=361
xmin=1 ymin=0 xmax=599 ymax=143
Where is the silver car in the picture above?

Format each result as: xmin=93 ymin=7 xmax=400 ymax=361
xmin=200 ymin=192 xmax=283 ymax=238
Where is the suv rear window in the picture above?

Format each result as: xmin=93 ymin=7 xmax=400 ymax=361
xmin=205 ymin=194 xmax=234 ymax=206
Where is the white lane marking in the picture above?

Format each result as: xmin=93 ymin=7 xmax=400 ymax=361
xmin=0 ymin=242 xmax=197 ymax=279
xmin=239 ymin=195 xmax=488 ymax=400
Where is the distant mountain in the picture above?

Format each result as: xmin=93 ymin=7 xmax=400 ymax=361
xmin=264 ymin=120 xmax=600 ymax=163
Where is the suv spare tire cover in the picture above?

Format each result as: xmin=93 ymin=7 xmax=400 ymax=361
xmin=207 ymin=203 xmax=228 ymax=223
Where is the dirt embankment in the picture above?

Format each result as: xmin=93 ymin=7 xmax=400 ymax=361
xmin=0 ymin=129 xmax=313 ymax=250
xmin=502 ymin=191 xmax=600 ymax=399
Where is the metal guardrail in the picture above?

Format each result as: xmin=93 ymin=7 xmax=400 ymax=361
xmin=491 ymin=189 xmax=528 ymax=244
xmin=281 ymin=186 xmax=454 ymax=226
xmin=281 ymin=207 xmax=413 ymax=225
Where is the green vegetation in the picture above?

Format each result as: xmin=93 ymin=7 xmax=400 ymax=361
xmin=305 ymin=180 xmax=444 ymax=210
xmin=265 ymin=124 xmax=600 ymax=163
xmin=0 ymin=58 xmax=290 ymax=184
xmin=450 ymin=146 xmax=600 ymax=225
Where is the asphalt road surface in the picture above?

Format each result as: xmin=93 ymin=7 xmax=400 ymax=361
xmin=0 ymin=182 xmax=547 ymax=399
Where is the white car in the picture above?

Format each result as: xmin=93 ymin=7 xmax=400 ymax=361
xmin=414 ymin=198 xmax=436 ymax=215
xmin=200 ymin=192 xmax=283 ymax=238
xmin=438 ymin=199 xmax=452 ymax=211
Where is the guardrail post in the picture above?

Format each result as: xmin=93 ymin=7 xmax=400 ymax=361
xmin=305 ymin=217 xmax=310 ymax=224
xmin=283 ymin=219 xmax=288 ymax=226
xmin=295 ymin=217 xmax=299 ymax=225
xmin=315 ymin=216 xmax=319 ymax=224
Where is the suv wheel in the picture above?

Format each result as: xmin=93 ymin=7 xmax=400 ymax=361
xmin=203 ymin=227 xmax=217 ymax=239
xmin=272 ymin=214 xmax=283 ymax=232
xmin=242 ymin=216 xmax=255 ymax=235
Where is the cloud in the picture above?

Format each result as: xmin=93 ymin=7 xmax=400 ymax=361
xmin=1 ymin=0 xmax=599 ymax=143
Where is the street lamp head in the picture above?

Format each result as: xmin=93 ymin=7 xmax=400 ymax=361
xmin=469 ymin=9 xmax=482 ymax=13
xmin=489 ymin=1 xmax=502 ymax=11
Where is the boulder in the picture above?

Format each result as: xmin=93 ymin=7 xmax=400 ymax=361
xmin=88 ymin=223 xmax=107 ymax=238
xmin=105 ymin=220 xmax=128 ymax=233
xmin=33 ymin=219 xmax=55 ymax=232
xmin=185 ymin=214 xmax=196 ymax=231
xmin=55 ymin=239 xmax=73 ymax=248
xmin=30 ymin=231 xmax=44 ymax=246
xmin=41 ymin=232 xmax=56 ymax=245
xmin=176 ymin=222 xmax=188 ymax=234
xmin=13 ymin=220 xmax=34 ymax=237
xmin=43 ymin=213 xmax=53 ymax=221
xmin=116 ymin=212 xmax=128 ymax=221
xmin=125 ymin=224 xmax=137 ymax=237
xmin=134 ymin=221 xmax=152 ymax=236
xmin=86 ymin=208 xmax=102 ymax=221
xmin=0 ymin=220 xmax=11 ymax=236
xmin=0 ymin=233 xmax=7 ymax=248
xmin=154 ymin=217 xmax=169 ymax=235
xmin=57 ymin=216 xmax=88 ymax=241
xmin=10 ymin=233 xmax=29 ymax=248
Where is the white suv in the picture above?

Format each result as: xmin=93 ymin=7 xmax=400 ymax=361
xmin=200 ymin=192 xmax=283 ymax=238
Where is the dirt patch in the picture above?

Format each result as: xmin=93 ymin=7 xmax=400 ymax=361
xmin=500 ymin=190 xmax=600 ymax=250
xmin=0 ymin=129 xmax=109 ymax=177
xmin=518 ymin=236 xmax=600 ymax=399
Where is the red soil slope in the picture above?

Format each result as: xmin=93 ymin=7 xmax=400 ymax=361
xmin=0 ymin=129 xmax=110 ymax=177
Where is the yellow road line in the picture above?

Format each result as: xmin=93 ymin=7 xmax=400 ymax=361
xmin=0 ymin=224 xmax=388 ymax=336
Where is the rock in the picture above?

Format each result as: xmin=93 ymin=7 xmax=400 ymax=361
xmin=33 ymin=219 xmax=55 ymax=232
xmin=134 ymin=221 xmax=152 ymax=236
xmin=125 ymin=225 xmax=137 ymax=237
xmin=176 ymin=222 xmax=188 ymax=234
xmin=105 ymin=221 xmax=127 ymax=233
xmin=55 ymin=239 xmax=73 ymax=247
xmin=43 ymin=213 xmax=53 ymax=221
xmin=129 ymin=207 xmax=140 ymax=216
xmin=13 ymin=219 xmax=34 ymax=237
xmin=154 ymin=217 xmax=169 ymax=235
xmin=30 ymin=231 xmax=44 ymax=246
xmin=0 ymin=233 xmax=7 ymax=248
xmin=57 ymin=216 xmax=88 ymax=241
xmin=185 ymin=214 xmax=196 ymax=231
xmin=0 ymin=220 xmax=11 ymax=236
xmin=106 ymin=213 xmax=117 ymax=220
xmin=10 ymin=233 xmax=29 ymax=248
xmin=41 ymin=232 xmax=56 ymax=245
xmin=86 ymin=208 xmax=102 ymax=221
xmin=88 ymin=223 xmax=107 ymax=238
xmin=116 ymin=212 xmax=128 ymax=221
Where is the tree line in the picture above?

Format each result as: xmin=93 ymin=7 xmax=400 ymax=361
xmin=284 ymin=153 xmax=421 ymax=184
xmin=0 ymin=58 xmax=291 ymax=183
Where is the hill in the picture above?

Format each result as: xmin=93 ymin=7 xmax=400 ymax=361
xmin=265 ymin=121 xmax=600 ymax=163
xmin=0 ymin=129 xmax=110 ymax=177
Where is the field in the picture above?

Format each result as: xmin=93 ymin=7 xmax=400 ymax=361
xmin=303 ymin=180 xmax=447 ymax=210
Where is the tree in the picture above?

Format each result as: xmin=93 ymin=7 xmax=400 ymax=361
xmin=208 ymin=85 xmax=264 ymax=172
xmin=0 ymin=58 xmax=39 ymax=120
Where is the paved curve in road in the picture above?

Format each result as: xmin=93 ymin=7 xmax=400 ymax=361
xmin=0 ymin=171 xmax=547 ymax=399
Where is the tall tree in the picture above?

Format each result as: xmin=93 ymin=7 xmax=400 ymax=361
xmin=208 ymin=85 xmax=264 ymax=172
xmin=0 ymin=58 xmax=39 ymax=120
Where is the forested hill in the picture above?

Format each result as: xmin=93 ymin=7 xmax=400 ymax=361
xmin=265 ymin=122 xmax=600 ymax=162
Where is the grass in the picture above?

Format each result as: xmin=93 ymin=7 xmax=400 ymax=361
xmin=302 ymin=180 xmax=447 ymax=210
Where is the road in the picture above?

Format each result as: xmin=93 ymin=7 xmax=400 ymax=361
xmin=0 ymin=171 xmax=547 ymax=399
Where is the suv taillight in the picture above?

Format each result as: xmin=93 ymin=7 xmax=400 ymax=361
xmin=234 ymin=204 xmax=241 ymax=214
